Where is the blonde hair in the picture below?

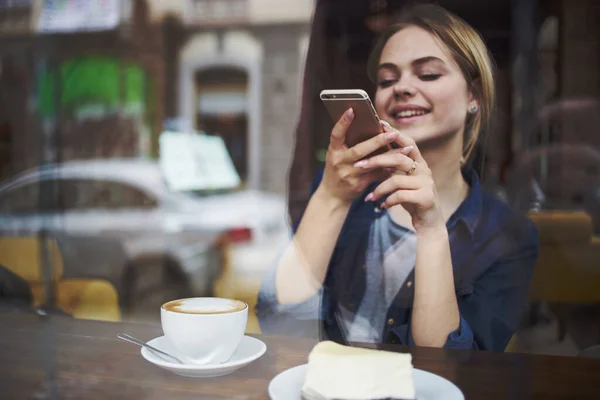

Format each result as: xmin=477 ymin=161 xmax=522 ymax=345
xmin=367 ymin=3 xmax=495 ymax=161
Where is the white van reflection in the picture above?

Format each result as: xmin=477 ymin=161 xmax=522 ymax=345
xmin=0 ymin=158 xmax=290 ymax=318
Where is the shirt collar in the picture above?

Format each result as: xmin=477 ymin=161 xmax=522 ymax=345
xmin=446 ymin=166 xmax=483 ymax=235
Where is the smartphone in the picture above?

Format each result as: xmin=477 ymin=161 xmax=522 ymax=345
xmin=320 ymin=89 xmax=384 ymax=149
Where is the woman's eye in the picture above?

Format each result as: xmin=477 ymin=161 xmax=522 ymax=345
xmin=420 ymin=74 xmax=441 ymax=81
xmin=378 ymin=79 xmax=396 ymax=88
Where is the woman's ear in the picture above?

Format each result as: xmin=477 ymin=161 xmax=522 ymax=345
xmin=468 ymin=78 xmax=482 ymax=113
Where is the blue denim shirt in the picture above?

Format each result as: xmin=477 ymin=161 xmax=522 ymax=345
xmin=256 ymin=167 xmax=539 ymax=352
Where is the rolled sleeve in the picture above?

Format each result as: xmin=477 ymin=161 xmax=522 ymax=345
xmin=255 ymin=261 xmax=322 ymax=338
xmin=391 ymin=313 xmax=474 ymax=349
xmin=439 ymin=314 xmax=474 ymax=350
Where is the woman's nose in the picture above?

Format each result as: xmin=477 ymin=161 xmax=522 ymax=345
xmin=393 ymin=78 xmax=417 ymax=98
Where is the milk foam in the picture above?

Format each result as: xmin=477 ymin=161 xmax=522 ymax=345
xmin=164 ymin=298 xmax=245 ymax=314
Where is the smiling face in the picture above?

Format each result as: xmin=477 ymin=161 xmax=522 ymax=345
xmin=374 ymin=25 xmax=477 ymax=149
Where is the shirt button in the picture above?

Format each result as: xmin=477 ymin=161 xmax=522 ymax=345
xmin=362 ymin=265 xmax=367 ymax=271
xmin=406 ymin=281 xmax=413 ymax=288
xmin=387 ymin=318 xmax=395 ymax=326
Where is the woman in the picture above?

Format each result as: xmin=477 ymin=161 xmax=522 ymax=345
xmin=256 ymin=4 xmax=539 ymax=351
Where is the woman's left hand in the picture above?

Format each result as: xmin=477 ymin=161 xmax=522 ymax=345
xmin=354 ymin=123 xmax=445 ymax=235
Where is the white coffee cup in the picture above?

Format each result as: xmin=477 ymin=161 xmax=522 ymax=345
xmin=161 ymin=297 xmax=248 ymax=365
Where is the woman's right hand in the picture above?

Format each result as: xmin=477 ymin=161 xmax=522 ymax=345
xmin=317 ymin=108 xmax=405 ymax=205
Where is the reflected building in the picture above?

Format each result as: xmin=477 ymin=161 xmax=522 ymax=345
xmin=150 ymin=0 xmax=313 ymax=193
xmin=0 ymin=0 xmax=164 ymax=182
xmin=2 ymin=0 xmax=599 ymax=209
xmin=0 ymin=0 xmax=313 ymax=197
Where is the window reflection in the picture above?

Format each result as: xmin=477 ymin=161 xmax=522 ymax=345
xmin=0 ymin=0 xmax=599 ymax=367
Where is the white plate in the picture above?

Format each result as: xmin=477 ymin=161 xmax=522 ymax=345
xmin=268 ymin=364 xmax=464 ymax=400
xmin=141 ymin=335 xmax=266 ymax=378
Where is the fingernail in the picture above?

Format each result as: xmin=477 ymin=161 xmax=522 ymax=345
xmin=401 ymin=145 xmax=415 ymax=154
xmin=380 ymin=203 xmax=388 ymax=209
xmin=385 ymin=131 xmax=400 ymax=141
xmin=379 ymin=120 xmax=392 ymax=129
xmin=345 ymin=108 xmax=354 ymax=121
xmin=354 ymin=160 xmax=368 ymax=168
xmin=364 ymin=193 xmax=374 ymax=202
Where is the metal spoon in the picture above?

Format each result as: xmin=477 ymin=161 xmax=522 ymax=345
xmin=117 ymin=333 xmax=183 ymax=364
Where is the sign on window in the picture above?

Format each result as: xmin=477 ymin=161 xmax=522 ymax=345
xmin=159 ymin=131 xmax=241 ymax=192
xmin=37 ymin=0 xmax=122 ymax=33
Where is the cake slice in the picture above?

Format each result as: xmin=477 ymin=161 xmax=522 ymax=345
xmin=301 ymin=341 xmax=416 ymax=400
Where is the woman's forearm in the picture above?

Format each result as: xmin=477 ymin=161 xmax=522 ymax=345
xmin=411 ymin=227 xmax=460 ymax=347
xmin=274 ymin=186 xmax=351 ymax=305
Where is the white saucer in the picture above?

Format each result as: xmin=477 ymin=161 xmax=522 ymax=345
xmin=141 ymin=335 xmax=266 ymax=378
xmin=268 ymin=364 xmax=464 ymax=400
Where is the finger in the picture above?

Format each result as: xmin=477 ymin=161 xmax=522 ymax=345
xmin=379 ymin=121 xmax=425 ymax=164
xmin=380 ymin=190 xmax=421 ymax=209
xmin=390 ymin=134 xmax=425 ymax=163
xmin=379 ymin=119 xmax=393 ymax=131
xmin=345 ymin=129 xmax=400 ymax=162
xmin=379 ymin=120 xmax=404 ymax=150
xmin=354 ymin=146 xmax=415 ymax=171
xmin=330 ymin=108 xmax=354 ymax=150
xmin=355 ymin=165 xmax=390 ymax=181
xmin=368 ymin=175 xmax=422 ymax=202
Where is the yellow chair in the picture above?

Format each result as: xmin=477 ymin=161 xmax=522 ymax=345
xmin=212 ymin=245 xmax=263 ymax=334
xmin=528 ymin=211 xmax=600 ymax=303
xmin=505 ymin=211 xmax=600 ymax=352
xmin=0 ymin=236 xmax=121 ymax=321
xmin=505 ymin=335 xmax=518 ymax=353
xmin=526 ymin=211 xmax=600 ymax=341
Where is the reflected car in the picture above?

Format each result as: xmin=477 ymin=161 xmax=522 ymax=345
xmin=0 ymin=159 xmax=290 ymax=317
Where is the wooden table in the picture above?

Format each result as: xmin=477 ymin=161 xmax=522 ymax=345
xmin=1 ymin=312 xmax=600 ymax=399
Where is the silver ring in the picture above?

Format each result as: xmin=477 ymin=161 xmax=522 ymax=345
xmin=406 ymin=160 xmax=418 ymax=175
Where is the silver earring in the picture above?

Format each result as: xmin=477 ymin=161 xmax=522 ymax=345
xmin=470 ymin=105 xmax=478 ymax=113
